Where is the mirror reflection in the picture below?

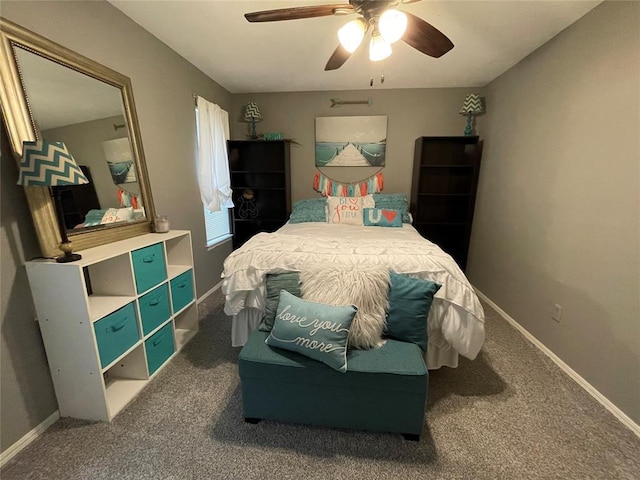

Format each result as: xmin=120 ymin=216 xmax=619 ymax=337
xmin=14 ymin=46 xmax=145 ymax=233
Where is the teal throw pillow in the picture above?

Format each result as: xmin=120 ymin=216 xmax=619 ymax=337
xmin=372 ymin=193 xmax=411 ymax=223
xmin=289 ymin=198 xmax=327 ymax=223
xmin=266 ymin=290 xmax=356 ymax=372
xmin=259 ymin=272 xmax=301 ymax=332
xmin=82 ymin=209 xmax=108 ymax=226
xmin=363 ymin=208 xmax=402 ymax=227
xmin=385 ymin=272 xmax=441 ymax=352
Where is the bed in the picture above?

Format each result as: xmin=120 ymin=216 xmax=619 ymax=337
xmin=75 ymin=207 xmax=145 ymax=228
xmin=221 ymin=220 xmax=485 ymax=369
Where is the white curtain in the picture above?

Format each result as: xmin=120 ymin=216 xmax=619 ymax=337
xmin=196 ymin=97 xmax=234 ymax=212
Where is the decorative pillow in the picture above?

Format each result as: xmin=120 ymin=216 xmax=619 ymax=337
xmin=372 ymin=193 xmax=411 ymax=223
xmin=259 ymin=272 xmax=301 ymax=332
xmin=82 ymin=207 xmax=134 ymax=227
xmin=363 ymin=208 xmax=402 ymax=227
xmin=82 ymin=209 xmax=108 ymax=227
xmin=326 ymin=195 xmax=375 ymax=225
xmin=266 ymin=290 xmax=356 ymax=372
xmin=100 ymin=207 xmax=134 ymax=224
xmin=289 ymin=198 xmax=327 ymax=223
xmin=300 ymin=264 xmax=389 ymax=349
xmin=385 ymin=272 xmax=441 ymax=352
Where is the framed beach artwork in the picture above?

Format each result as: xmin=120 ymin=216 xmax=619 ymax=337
xmin=103 ymin=137 xmax=137 ymax=184
xmin=315 ymin=115 xmax=387 ymax=167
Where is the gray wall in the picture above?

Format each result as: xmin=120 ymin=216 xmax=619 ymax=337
xmin=1 ymin=124 xmax=59 ymax=455
xmin=1 ymin=0 xmax=233 ymax=452
xmin=467 ymin=0 xmax=640 ymax=424
xmin=231 ymin=88 xmax=485 ymax=202
xmin=44 ymin=115 xmax=139 ymax=211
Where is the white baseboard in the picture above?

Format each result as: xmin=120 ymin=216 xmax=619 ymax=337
xmin=474 ymin=288 xmax=640 ymax=439
xmin=0 ymin=410 xmax=59 ymax=467
xmin=197 ymin=280 xmax=223 ymax=304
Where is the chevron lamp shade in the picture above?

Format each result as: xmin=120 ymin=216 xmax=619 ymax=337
xmin=243 ymin=102 xmax=263 ymax=121
xmin=18 ymin=141 xmax=89 ymax=187
xmin=459 ymin=94 xmax=484 ymax=115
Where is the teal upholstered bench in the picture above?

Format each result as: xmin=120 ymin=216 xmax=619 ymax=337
xmin=238 ymin=329 xmax=428 ymax=440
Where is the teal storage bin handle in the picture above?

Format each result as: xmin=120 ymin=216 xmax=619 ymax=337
xmin=175 ymin=283 xmax=186 ymax=289
xmin=142 ymin=254 xmax=155 ymax=263
xmin=148 ymin=298 xmax=160 ymax=306
xmin=152 ymin=331 xmax=169 ymax=347
xmin=109 ymin=317 xmax=128 ymax=333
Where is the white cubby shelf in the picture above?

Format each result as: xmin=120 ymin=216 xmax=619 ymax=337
xmin=26 ymin=230 xmax=198 ymax=422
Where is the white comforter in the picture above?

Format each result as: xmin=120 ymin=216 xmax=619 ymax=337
xmin=222 ymin=222 xmax=485 ymax=366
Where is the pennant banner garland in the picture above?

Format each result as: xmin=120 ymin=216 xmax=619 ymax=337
xmin=313 ymin=171 xmax=383 ymax=197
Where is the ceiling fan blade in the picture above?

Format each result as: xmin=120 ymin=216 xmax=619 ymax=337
xmin=245 ymin=4 xmax=354 ymax=22
xmin=401 ymin=11 xmax=454 ymax=58
xmin=325 ymin=45 xmax=352 ymax=71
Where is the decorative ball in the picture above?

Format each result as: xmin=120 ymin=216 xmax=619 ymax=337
xmin=242 ymin=189 xmax=254 ymax=200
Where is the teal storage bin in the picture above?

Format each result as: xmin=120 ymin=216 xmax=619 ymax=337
xmin=145 ymin=323 xmax=175 ymax=375
xmin=170 ymin=270 xmax=194 ymax=313
xmin=132 ymin=243 xmax=167 ymax=294
xmin=94 ymin=302 xmax=139 ymax=368
xmin=139 ymin=283 xmax=171 ymax=336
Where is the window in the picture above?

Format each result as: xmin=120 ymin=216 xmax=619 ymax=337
xmin=195 ymin=97 xmax=234 ymax=248
xmin=204 ymin=206 xmax=232 ymax=248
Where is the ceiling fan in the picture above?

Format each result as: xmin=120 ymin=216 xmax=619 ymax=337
xmin=244 ymin=0 xmax=454 ymax=71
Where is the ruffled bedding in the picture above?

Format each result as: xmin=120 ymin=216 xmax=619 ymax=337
xmin=222 ymin=222 xmax=485 ymax=367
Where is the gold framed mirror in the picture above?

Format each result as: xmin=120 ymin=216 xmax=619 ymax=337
xmin=0 ymin=18 xmax=155 ymax=258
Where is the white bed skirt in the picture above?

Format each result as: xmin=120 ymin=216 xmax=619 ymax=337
xmin=230 ymin=308 xmax=460 ymax=370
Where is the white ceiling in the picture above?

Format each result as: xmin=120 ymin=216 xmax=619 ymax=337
xmin=109 ymin=0 xmax=601 ymax=94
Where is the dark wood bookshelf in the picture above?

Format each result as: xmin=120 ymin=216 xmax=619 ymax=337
xmin=227 ymin=140 xmax=291 ymax=249
xmin=411 ymin=136 xmax=483 ymax=270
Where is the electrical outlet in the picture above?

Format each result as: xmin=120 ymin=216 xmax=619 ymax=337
xmin=552 ymin=303 xmax=563 ymax=322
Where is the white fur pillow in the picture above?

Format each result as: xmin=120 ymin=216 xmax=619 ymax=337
xmin=300 ymin=264 xmax=389 ymax=349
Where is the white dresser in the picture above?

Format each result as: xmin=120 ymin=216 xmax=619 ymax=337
xmin=25 ymin=230 xmax=198 ymax=421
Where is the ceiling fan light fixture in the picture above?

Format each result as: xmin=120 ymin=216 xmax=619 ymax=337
xmin=369 ymin=32 xmax=392 ymax=62
xmin=338 ymin=18 xmax=366 ymax=53
xmin=378 ymin=9 xmax=407 ymax=44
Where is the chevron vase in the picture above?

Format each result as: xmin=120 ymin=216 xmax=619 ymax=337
xmin=18 ymin=141 xmax=88 ymax=187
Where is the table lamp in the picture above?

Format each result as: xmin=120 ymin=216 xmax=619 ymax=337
xmin=459 ymin=94 xmax=484 ymax=136
xmin=17 ymin=140 xmax=89 ymax=262
xmin=243 ymin=102 xmax=263 ymax=139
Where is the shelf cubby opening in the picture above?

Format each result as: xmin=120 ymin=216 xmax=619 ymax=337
xmin=174 ymin=303 xmax=199 ymax=350
xmin=231 ymin=171 xmax=286 ymax=189
xmin=232 ymin=189 xmax=287 ymax=221
xmin=84 ymin=254 xmax=136 ymax=321
xmin=415 ymin=196 xmax=471 ymax=224
xmin=84 ymin=254 xmax=135 ymax=296
xmin=418 ymin=167 xmax=474 ymax=194
xmin=228 ymin=141 xmax=287 ymax=172
xmin=420 ymin=142 xmax=476 ymax=166
xmin=165 ymin=234 xmax=193 ymax=269
xmin=103 ymin=344 xmax=148 ymax=419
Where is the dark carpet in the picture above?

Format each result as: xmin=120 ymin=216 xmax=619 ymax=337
xmin=2 ymin=290 xmax=639 ymax=479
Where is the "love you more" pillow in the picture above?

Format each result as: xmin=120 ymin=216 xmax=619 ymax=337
xmin=266 ymin=290 xmax=357 ymax=372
